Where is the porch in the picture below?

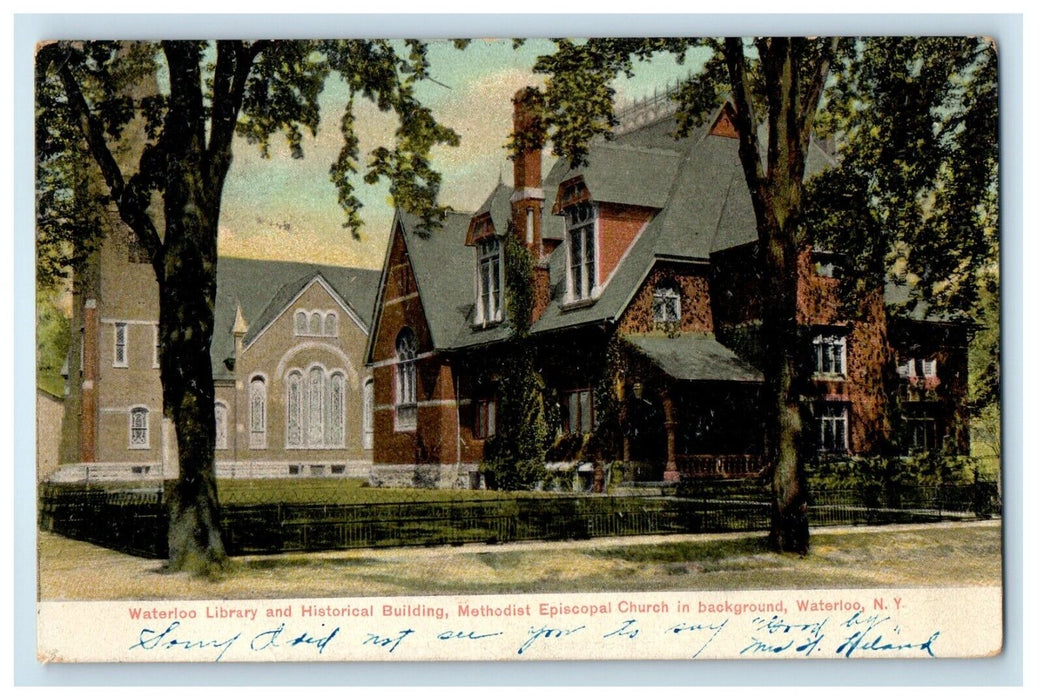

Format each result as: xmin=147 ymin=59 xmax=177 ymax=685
xmin=618 ymin=334 xmax=766 ymax=482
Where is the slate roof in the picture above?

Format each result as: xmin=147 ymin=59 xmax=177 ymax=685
xmin=622 ymin=334 xmax=764 ymax=383
xmin=552 ymin=143 xmax=681 ymax=210
xmin=390 ymin=210 xmax=486 ymax=351
xmin=385 ymin=103 xmax=844 ymax=356
xmin=474 ymin=183 xmax=513 ymax=238
xmin=212 ymin=258 xmax=380 ymax=380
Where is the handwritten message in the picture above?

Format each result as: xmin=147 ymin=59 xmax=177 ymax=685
xmin=37 ymin=587 xmax=1001 ymax=662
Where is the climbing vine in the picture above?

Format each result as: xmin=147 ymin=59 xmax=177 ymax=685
xmin=482 ymin=230 xmax=554 ymax=490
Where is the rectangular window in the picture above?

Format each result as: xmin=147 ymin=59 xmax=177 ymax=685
xmin=566 ymin=202 xmax=596 ymax=302
xmin=153 ymin=324 xmax=160 ymax=368
xmin=362 ymin=379 xmax=374 ymax=449
xmin=898 ymin=357 xmax=937 ymax=378
xmin=475 ymin=398 xmax=497 ymax=439
xmin=906 ymin=417 xmax=938 ymax=452
xmin=563 ymin=388 xmax=595 ymax=435
xmin=477 ymin=238 xmax=503 ymax=325
xmin=813 ymin=333 xmax=846 ymax=376
xmin=113 ymin=323 xmax=128 ymax=367
xmin=817 ymin=404 xmax=848 ymax=453
xmin=214 ymin=403 xmax=228 ymax=450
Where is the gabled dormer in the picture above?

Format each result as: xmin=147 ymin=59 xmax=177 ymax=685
xmin=548 ymin=144 xmax=678 ymax=307
xmin=466 ymin=213 xmax=505 ymax=328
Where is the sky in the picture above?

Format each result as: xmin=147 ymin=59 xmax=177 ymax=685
xmin=217 ymin=39 xmax=709 ymax=269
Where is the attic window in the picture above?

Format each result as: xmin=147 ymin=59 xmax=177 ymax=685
xmin=475 ymin=238 xmax=503 ymax=326
xmin=565 ymin=201 xmax=597 ymax=303
xmin=294 ymin=309 xmax=339 ymax=337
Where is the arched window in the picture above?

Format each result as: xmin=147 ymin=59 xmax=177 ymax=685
xmin=286 ymin=366 xmax=347 ymax=449
xmin=323 ymin=311 xmax=339 ymax=337
xmin=395 ymin=328 xmax=418 ymax=431
xmin=129 ymin=406 xmax=149 ymax=449
xmin=286 ymin=371 xmax=303 ymax=447
xmin=307 ymin=366 xmax=325 ymax=447
xmin=327 ymin=372 xmax=345 ymax=447
xmin=294 ymin=310 xmax=308 ymax=335
xmin=214 ymin=402 xmax=228 ymax=450
xmin=653 ymin=283 xmax=681 ymax=323
xmin=308 ymin=312 xmax=322 ymax=336
xmin=362 ymin=378 xmax=374 ymax=450
xmin=249 ymin=376 xmax=267 ymax=448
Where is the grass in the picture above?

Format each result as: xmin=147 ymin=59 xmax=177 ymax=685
xmin=38 ymin=520 xmax=1001 ymax=601
xmin=45 ymin=478 xmax=563 ymax=506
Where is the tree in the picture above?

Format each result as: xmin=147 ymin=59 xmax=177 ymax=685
xmin=524 ymin=36 xmax=997 ymax=553
xmin=35 ymin=40 xmax=458 ymax=573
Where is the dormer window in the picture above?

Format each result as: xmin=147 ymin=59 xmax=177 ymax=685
xmin=566 ymin=201 xmax=597 ymax=303
xmin=476 ymin=237 xmax=503 ymax=325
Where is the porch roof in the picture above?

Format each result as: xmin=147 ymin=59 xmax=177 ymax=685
xmin=622 ymin=334 xmax=763 ymax=384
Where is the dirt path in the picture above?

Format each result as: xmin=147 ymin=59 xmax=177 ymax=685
xmin=37 ymin=520 xmax=1002 ymax=601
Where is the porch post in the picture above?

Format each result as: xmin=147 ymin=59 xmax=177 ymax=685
xmin=662 ymin=390 xmax=680 ymax=482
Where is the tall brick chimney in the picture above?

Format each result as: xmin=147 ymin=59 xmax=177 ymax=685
xmin=511 ymin=87 xmax=545 ymax=257
xmin=510 ymin=88 xmax=551 ymax=322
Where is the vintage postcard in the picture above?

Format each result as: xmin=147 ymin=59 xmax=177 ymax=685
xmin=33 ymin=35 xmax=1003 ymax=664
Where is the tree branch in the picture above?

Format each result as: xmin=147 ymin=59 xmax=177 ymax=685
xmin=55 ymin=52 xmax=164 ymax=263
xmin=798 ymin=37 xmax=839 ymax=148
xmin=207 ymin=40 xmax=267 ymax=182
xmin=724 ymin=38 xmax=767 ymax=203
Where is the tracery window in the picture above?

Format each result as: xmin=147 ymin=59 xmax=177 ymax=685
xmin=395 ymin=328 xmax=418 ymax=431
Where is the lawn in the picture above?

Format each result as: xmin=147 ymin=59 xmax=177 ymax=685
xmin=38 ymin=520 xmax=1001 ymax=601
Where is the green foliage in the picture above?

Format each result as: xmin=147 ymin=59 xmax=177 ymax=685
xmin=481 ymin=233 xmax=553 ymax=491
xmin=807 ymin=37 xmax=998 ymax=320
xmin=36 ymin=287 xmax=70 ymax=396
xmin=807 ymin=453 xmax=980 ymax=496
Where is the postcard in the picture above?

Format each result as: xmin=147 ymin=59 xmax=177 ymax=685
xmin=33 ymin=34 xmax=1003 ymax=665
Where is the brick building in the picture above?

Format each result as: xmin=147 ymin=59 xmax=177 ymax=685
xmin=56 ymin=216 xmax=381 ymax=482
xmin=365 ymin=90 xmax=969 ymax=488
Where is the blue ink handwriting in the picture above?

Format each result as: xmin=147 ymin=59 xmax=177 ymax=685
xmin=665 ymin=619 xmax=729 ymax=658
xmin=517 ymin=624 xmax=586 ymax=656
xmin=250 ymin=623 xmax=340 ymax=654
xmin=437 ymin=629 xmax=504 ymax=641
xmin=835 ymin=611 xmax=940 ymax=658
xmin=130 ymin=621 xmax=240 ymax=662
xmin=603 ymin=619 xmax=641 ymax=640
xmin=363 ymin=629 xmax=414 ymax=654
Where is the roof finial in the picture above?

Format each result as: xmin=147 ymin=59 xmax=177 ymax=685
xmin=498 ymin=164 xmax=504 ymax=186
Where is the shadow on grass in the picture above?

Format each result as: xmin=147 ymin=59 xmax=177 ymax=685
xmin=586 ymin=534 xmax=773 ymax=564
xmin=235 ymin=555 xmax=384 ymax=572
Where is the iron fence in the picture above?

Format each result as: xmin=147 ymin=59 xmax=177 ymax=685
xmin=39 ymin=480 xmax=999 ymax=560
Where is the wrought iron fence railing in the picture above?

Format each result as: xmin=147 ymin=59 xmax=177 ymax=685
xmin=38 ymin=480 xmax=999 ymax=560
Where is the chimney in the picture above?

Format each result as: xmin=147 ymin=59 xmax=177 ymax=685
xmin=511 ymin=87 xmax=545 ymax=258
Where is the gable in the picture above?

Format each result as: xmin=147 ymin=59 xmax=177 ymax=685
xmin=709 ymin=102 xmax=740 ymax=139
xmin=243 ymin=275 xmax=368 ymax=353
xmin=368 ymin=221 xmax=439 ymax=365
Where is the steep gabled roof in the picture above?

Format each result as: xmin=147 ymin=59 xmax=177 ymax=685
xmin=551 ymin=143 xmax=681 ymax=210
xmin=383 ymin=209 xmax=478 ymax=352
xmin=471 ymin=183 xmax=513 ymax=239
xmin=211 ymin=258 xmax=380 ymax=379
xmin=391 ymin=102 xmax=846 ymax=353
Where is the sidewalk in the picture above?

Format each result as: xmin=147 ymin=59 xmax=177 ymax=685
xmin=38 ymin=519 xmax=1001 ymax=601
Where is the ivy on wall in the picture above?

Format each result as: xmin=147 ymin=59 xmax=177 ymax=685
xmin=481 ymin=230 xmax=554 ymax=490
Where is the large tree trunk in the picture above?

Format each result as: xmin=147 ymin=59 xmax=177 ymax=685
xmin=158 ymin=42 xmax=227 ymax=572
xmin=760 ymin=221 xmax=809 ymax=554
xmin=726 ymin=37 xmax=836 ymax=554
